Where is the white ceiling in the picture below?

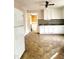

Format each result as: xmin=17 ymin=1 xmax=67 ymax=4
xmin=15 ymin=0 xmax=64 ymax=10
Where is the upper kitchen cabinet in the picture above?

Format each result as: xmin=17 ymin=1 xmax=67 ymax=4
xmin=44 ymin=6 xmax=64 ymax=19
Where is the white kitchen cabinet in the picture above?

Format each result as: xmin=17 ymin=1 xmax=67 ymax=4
xmin=39 ymin=25 xmax=45 ymax=34
xmin=44 ymin=7 xmax=52 ymax=20
xmin=44 ymin=7 xmax=64 ymax=19
xmin=39 ymin=25 xmax=64 ymax=34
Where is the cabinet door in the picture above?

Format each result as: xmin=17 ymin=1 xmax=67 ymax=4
xmin=39 ymin=26 xmax=45 ymax=34
xmin=44 ymin=8 xmax=52 ymax=20
xmin=51 ymin=25 xmax=64 ymax=34
xmin=44 ymin=7 xmax=64 ymax=19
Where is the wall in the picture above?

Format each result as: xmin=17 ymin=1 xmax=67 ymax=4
xmin=60 ymin=7 xmax=64 ymax=19
xmin=14 ymin=8 xmax=24 ymax=26
xmin=37 ymin=10 xmax=44 ymax=19
xmin=44 ymin=6 xmax=64 ymax=19
xmin=26 ymin=10 xmax=44 ymax=32
xmin=24 ymin=12 xmax=31 ymax=34
xmin=27 ymin=10 xmax=44 ymax=19
xmin=14 ymin=8 xmax=25 ymax=59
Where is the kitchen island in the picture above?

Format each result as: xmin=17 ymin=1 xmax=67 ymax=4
xmin=21 ymin=32 xmax=64 ymax=59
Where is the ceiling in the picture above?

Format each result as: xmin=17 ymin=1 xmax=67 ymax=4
xmin=14 ymin=0 xmax=64 ymax=10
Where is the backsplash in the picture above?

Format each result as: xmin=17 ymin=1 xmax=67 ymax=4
xmin=38 ymin=19 xmax=64 ymax=25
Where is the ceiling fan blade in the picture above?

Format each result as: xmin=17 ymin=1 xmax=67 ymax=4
xmin=49 ymin=4 xmax=55 ymax=5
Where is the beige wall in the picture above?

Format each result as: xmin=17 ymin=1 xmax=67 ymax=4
xmin=60 ymin=7 xmax=64 ymax=19
xmin=37 ymin=10 xmax=44 ymax=19
xmin=27 ymin=10 xmax=44 ymax=19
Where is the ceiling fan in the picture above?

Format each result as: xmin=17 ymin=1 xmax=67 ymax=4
xmin=45 ymin=1 xmax=55 ymax=8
